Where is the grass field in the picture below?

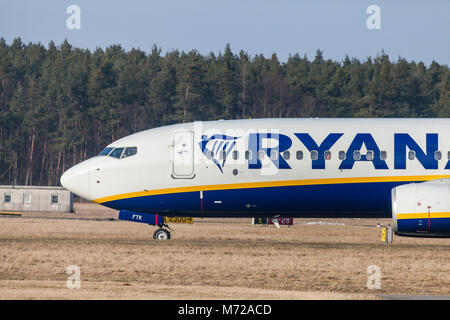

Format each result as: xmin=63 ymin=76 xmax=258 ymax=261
xmin=0 ymin=203 xmax=450 ymax=299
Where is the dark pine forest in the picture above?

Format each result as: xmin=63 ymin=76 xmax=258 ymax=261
xmin=0 ymin=38 xmax=449 ymax=186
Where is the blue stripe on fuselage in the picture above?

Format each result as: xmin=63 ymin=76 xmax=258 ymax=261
xmin=101 ymin=181 xmax=412 ymax=218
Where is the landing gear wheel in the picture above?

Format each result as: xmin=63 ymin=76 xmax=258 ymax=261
xmin=153 ymin=228 xmax=171 ymax=240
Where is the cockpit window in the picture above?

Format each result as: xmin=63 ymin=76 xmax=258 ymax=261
xmin=99 ymin=146 xmax=137 ymax=159
xmin=98 ymin=147 xmax=113 ymax=156
xmin=122 ymin=147 xmax=137 ymax=158
xmin=109 ymin=148 xmax=124 ymax=159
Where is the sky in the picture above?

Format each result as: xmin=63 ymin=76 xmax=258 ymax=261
xmin=1 ymin=0 xmax=449 ymax=65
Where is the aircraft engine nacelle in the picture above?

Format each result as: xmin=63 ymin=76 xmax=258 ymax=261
xmin=118 ymin=210 xmax=165 ymax=226
xmin=392 ymin=182 xmax=450 ymax=237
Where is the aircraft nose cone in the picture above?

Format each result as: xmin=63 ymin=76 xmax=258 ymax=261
xmin=60 ymin=160 xmax=91 ymax=200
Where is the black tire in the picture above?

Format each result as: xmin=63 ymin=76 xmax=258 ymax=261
xmin=153 ymin=228 xmax=170 ymax=240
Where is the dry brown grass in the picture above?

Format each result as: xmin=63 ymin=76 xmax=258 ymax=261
xmin=1 ymin=203 xmax=450 ymax=299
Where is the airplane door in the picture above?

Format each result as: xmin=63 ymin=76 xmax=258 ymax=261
xmin=172 ymin=131 xmax=195 ymax=178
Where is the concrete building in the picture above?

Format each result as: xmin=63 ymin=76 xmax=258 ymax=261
xmin=0 ymin=186 xmax=73 ymax=213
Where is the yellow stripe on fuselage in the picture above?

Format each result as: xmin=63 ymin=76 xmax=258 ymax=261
xmin=0 ymin=212 xmax=22 ymax=216
xmin=397 ymin=212 xmax=450 ymax=220
xmin=93 ymin=174 xmax=450 ymax=204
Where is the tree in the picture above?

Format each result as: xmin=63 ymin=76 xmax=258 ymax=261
xmin=0 ymin=38 xmax=448 ymax=185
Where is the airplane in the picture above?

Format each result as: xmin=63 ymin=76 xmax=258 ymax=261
xmin=60 ymin=118 xmax=450 ymax=240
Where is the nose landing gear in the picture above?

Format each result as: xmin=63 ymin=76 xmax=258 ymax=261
xmin=153 ymin=223 xmax=173 ymax=240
